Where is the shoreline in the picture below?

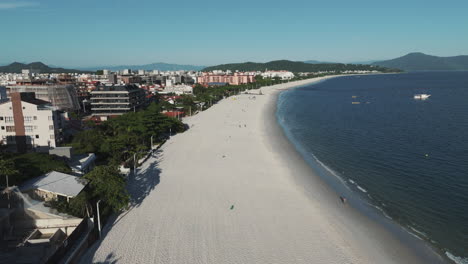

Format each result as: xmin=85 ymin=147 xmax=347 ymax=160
xmin=266 ymin=76 xmax=448 ymax=263
xmin=82 ymin=75 xmax=447 ymax=264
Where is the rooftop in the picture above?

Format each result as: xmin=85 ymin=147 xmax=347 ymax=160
xmin=19 ymin=171 xmax=88 ymax=198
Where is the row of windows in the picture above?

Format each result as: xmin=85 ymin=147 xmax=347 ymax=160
xmin=1 ymin=134 xmax=55 ymax=143
xmin=1 ymin=125 xmax=53 ymax=132
xmin=0 ymin=116 xmax=54 ymax=123
xmin=0 ymin=116 xmax=14 ymax=123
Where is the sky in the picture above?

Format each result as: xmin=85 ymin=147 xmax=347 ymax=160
xmin=0 ymin=0 xmax=467 ymax=67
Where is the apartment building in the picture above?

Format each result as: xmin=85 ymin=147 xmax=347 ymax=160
xmin=0 ymin=93 xmax=64 ymax=152
xmin=90 ymin=84 xmax=147 ymax=118
xmin=197 ymin=72 xmax=256 ymax=86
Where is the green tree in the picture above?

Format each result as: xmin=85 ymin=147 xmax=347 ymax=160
xmin=84 ymin=165 xmax=129 ymax=213
xmin=0 ymin=158 xmax=19 ymax=187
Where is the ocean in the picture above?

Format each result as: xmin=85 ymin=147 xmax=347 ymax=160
xmin=276 ymin=72 xmax=468 ymax=263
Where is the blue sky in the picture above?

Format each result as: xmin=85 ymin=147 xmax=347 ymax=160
xmin=1 ymin=0 xmax=467 ymax=67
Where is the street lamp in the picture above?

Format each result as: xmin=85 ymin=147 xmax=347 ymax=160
xmin=133 ymin=153 xmax=137 ymax=176
xmin=5 ymin=174 xmax=10 ymax=209
xmin=96 ymin=200 xmax=102 ymax=239
xmin=150 ymin=135 xmax=154 ymax=150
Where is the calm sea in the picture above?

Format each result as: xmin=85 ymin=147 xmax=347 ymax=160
xmin=276 ymin=72 xmax=468 ymax=264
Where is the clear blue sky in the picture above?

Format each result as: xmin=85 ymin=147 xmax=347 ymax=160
xmin=1 ymin=0 xmax=467 ymax=67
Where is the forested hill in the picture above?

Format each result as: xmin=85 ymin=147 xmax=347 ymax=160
xmin=202 ymin=60 xmax=399 ymax=73
xmin=372 ymin=53 xmax=468 ymax=71
xmin=0 ymin=62 xmax=90 ymax=73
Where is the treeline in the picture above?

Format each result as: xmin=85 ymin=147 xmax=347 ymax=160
xmin=0 ymin=153 xmax=71 ymax=186
xmin=1 ymin=102 xmax=186 ymax=219
xmin=71 ymin=102 xmax=185 ymax=165
xmin=202 ymin=60 xmax=401 ymax=73
xmin=54 ymin=102 xmax=186 ymax=217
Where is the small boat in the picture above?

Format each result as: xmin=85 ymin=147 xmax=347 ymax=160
xmin=414 ymin=94 xmax=431 ymax=100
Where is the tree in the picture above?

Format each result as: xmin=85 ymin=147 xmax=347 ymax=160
xmin=84 ymin=165 xmax=129 ymax=213
xmin=0 ymin=158 xmax=18 ymax=187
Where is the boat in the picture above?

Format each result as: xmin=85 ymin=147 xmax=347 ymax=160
xmin=414 ymin=94 xmax=431 ymax=100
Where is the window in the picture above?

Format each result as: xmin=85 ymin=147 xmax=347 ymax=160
xmin=48 ymin=116 xmax=53 ymax=121
xmin=5 ymin=116 xmax=14 ymax=123
xmin=24 ymin=116 xmax=33 ymax=123
xmin=25 ymin=126 xmax=33 ymax=132
xmin=0 ymin=117 xmax=3 ymax=121
xmin=33 ymin=116 xmax=37 ymax=120
xmin=6 ymin=136 xmax=15 ymax=143
xmin=1 ymin=126 xmax=4 ymax=130
xmin=50 ymin=135 xmax=55 ymax=140
xmin=35 ymin=135 xmax=39 ymax=139
xmin=6 ymin=126 xmax=15 ymax=132
xmin=49 ymin=125 xmax=54 ymax=130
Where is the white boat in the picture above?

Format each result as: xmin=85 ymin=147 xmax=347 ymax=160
xmin=414 ymin=94 xmax=431 ymax=100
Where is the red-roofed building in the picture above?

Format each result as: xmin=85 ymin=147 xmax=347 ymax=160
xmin=163 ymin=111 xmax=185 ymax=118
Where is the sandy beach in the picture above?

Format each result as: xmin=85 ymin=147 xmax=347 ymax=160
xmin=80 ymin=76 xmax=445 ymax=264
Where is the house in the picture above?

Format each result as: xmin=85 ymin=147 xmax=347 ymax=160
xmin=49 ymin=147 xmax=96 ymax=176
xmin=19 ymin=171 xmax=88 ymax=202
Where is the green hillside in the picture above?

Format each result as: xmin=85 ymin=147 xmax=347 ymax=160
xmin=0 ymin=62 xmax=91 ymax=73
xmin=203 ymin=60 xmax=398 ymax=73
xmin=372 ymin=53 xmax=468 ymax=71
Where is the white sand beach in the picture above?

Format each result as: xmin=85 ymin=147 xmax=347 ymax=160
xmin=81 ymin=77 xmax=442 ymax=264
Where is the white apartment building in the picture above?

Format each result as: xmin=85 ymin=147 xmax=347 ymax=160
xmin=261 ymin=71 xmax=295 ymax=80
xmin=162 ymin=85 xmax=193 ymax=95
xmin=0 ymin=92 xmax=63 ymax=152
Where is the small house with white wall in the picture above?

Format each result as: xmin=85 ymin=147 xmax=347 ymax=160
xmin=19 ymin=171 xmax=88 ymax=202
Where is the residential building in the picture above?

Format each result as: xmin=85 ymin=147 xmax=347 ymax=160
xmin=197 ymin=72 xmax=256 ymax=86
xmin=0 ymin=92 xmax=64 ymax=152
xmin=162 ymin=84 xmax=193 ymax=95
xmin=0 ymin=86 xmax=7 ymax=102
xmin=90 ymin=84 xmax=147 ymax=118
xmin=261 ymin=70 xmax=295 ymax=80
xmin=108 ymin=73 xmax=117 ymax=84
xmin=121 ymin=75 xmax=142 ymax=84
xmin=49 ymin=146 xmax=96 ymax=176
xmin=19 ymin=171 xmax=88 ymax=202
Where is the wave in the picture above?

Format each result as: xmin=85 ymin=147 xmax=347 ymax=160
xmin=312 ymin=155 xmax=347 ymax=185
xmin=409 ymin=226 xmax=429 ymax=240
xmin=356 ymin=185 xmax=367 ymax=193
xmin=446 ymin=251 xmax=468 ymax=264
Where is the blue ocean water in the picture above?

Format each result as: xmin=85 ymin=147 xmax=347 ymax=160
xmin=276 ymin=72 xmax=468 ymax=263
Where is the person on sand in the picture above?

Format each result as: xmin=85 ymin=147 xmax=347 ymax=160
xmin=340 ymin=196 xmax=347 ymax=203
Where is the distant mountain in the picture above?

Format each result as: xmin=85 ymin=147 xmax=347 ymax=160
xmin=203 ymin=60 xmax=398 ymax=73
xmin=349 ymin=60 xmax=378 ymax=65
xmin=0 ymin=62 xmax=90 ymax=73
xmin=303 ymin=60 xmax=336 ymax=64
xmin=372 ymin=53 xmax=468 ymax=71
xmin=80 ymin=62 xmax=206 ymax=72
